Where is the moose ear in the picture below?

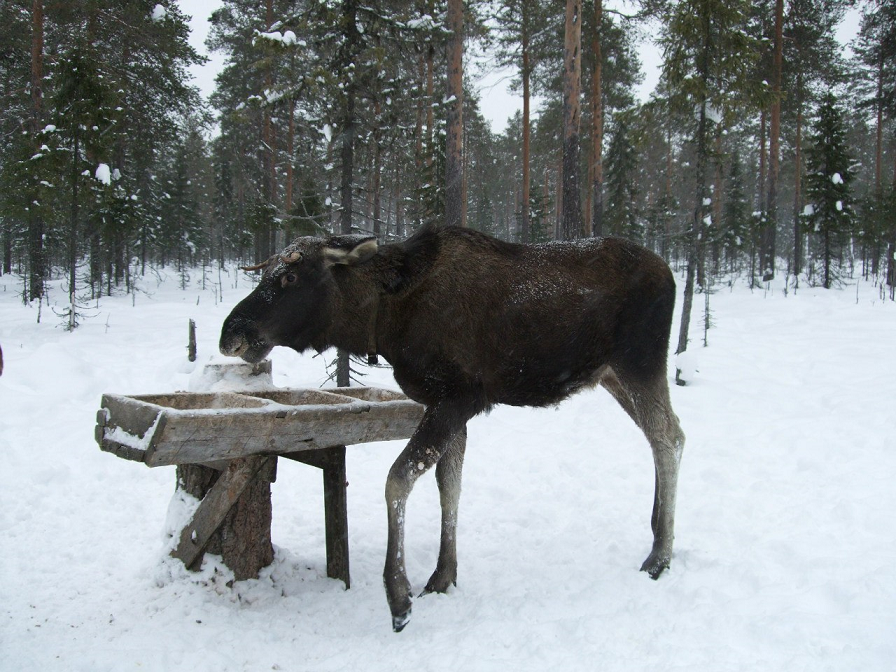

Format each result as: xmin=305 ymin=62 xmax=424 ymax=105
xmin=323 ymin=235 xmax=378 ymax=266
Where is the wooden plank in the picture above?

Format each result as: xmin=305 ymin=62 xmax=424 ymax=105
xmin=284 ymin=447 xmax=351 ymax=588
xmin=321 ymin=447 xmax=350 ymax=588
xmin=171 ymin=455 xmax=275 ymax=570
xmin=143 ymin=401 xmax=423 ymax=467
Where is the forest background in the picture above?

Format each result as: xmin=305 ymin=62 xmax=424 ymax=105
xmin=1 ymin=0 xmax=894 ymax=351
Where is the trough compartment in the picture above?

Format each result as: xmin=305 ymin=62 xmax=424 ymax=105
xmin=95 ymin=387 xmax=424 ymax=467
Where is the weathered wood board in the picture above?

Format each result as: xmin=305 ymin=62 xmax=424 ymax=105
xmin=95 ymin=387 xmax=424 ymax=467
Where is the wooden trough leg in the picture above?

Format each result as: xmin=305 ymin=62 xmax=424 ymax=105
xmin=285 ymin=446 xmax=351 ymax=589
xmin=173 ymin=456 xmax=277 ymax=580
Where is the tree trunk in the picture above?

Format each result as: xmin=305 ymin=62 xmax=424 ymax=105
xmin=68 ymin=131 xmax=80 ymax=330
xmin=28 ymin=0 xmax=45 ymax=302
xmin=763 ymin=0 xmax=783 ymax=282
xmin=395 ymin=158 xmax=404 ymax=237
xmin=755 ymin=109 xmax=767 ymax=288
xmin=590 ymin=0 xmax=604 ymax=238
xmin=286 ymin=99 xmax=295 ymax=217
xmin=337 ymin=0 xmax=360 ymax=387
xmin=561 ymin=0 xmax=582 ymax=240
xmin=676 ymin=98 xmax=708 ymax=383
xmin=676 ymin=29 xmax=712 ymax=384
xmin=372 ymin=101 xmax=382 ymax=238
xmin=426 ymin=43 xmax=434 ymax=160
xmin=520 ymin=0 xmax=532 ymax=243
xmin=793 ymin=71 xmax=804 ymax=278
xmin=824 ymin=227 xmax=831 ymax=289
xmin=261 ymin=0 xmax=277 ymax=257
xmin=712 ymin=130 xmax=723 ymax=277
xmin=445 ymin=0 xmax=464 ymax=228
xmin=176 ymin=462 xmax=275 ymax=581
xmin=874 ymin=56 xmax=883 ymax=192
xmin=888 ymin=158 xmax=896 ymax=299
xmin=2 ymin=226 xmax=11 ymax=275
xmin=336 ymin=89 xmax=355 ymax=386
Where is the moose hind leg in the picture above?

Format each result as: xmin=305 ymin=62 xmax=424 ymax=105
xmin=608 ymin=371 xmax=684 ymax=578
xmin=422 ymin=426 xmax=467 ymax=595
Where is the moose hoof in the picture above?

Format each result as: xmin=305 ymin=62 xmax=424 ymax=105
xmin=392 ymin=607 xmax=412 ymax=633
xmin=640 ymin=551 xmax=671 ymax=580
xmin=421 ymin=569 xmax=456 ymax=597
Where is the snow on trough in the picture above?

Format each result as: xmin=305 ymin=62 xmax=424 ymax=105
xmin=0 ymin=265 xmax=894 ymax=671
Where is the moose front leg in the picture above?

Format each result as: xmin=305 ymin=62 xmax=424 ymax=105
xmin=384 ymin=401 xmax=472 ymax=632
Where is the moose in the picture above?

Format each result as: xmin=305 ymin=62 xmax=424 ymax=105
xmin=219 ymin=225 xmax=685 ymax=632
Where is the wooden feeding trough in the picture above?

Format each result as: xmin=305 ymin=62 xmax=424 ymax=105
xmin=95 ymin=372 xmax=424 ymax=586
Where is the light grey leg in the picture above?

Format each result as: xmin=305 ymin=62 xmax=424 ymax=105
xmin=384 ymin=401 xmax=472 ymax=632
xmin=603 ymin=369 xmax=685 ymax=578
xmin=422 ymin=426 xmax=467 ymax=595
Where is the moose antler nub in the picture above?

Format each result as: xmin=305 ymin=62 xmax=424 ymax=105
xmin=239 ymin=260 xmax=270 ymax=272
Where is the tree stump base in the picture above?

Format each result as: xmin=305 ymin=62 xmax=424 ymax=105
xmin=170 ymin=447 xmax=351 ymax=586
xmin=174 ymin=457 xmax=277 ymax=581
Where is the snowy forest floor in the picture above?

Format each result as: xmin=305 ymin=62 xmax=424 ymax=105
xmin=1 ymin=266 xmax=894 ymax=672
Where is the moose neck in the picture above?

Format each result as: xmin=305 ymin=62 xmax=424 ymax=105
xmin=327 ymin=263 xmax=385 ymax=360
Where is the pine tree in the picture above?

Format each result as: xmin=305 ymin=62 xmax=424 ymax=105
xmin=783 ymin=0 xmax=846 ymax=279
xmin=492 ymin=0 xmax=545 ymax=242
xmin=803 ymin=92 xmax=854 ymax=289
xmin=659 ymin=0 xmax=761 ymax=382
xmin=582 ymin=5 xmax=641 ymax=238
xmin=721 ymin=148 xmax=751 ymax=270
xmin=603 ymin=112 xmax=639 ymax=240
xmin=853 ymin=1 xmax=896 ymax=285
xmin=52 ymin=43 xmax=118 ymax=325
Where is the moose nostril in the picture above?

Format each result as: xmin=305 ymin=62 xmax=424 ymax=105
xmin=220 ymin=335 xmax=248 ymax=358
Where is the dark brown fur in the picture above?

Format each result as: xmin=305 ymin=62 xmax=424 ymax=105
xmin=220 ymin=226 xmax=685 ymax=631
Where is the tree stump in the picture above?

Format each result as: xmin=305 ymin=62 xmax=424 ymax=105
xmin=175 ymin=457 xmax=277 ymax=580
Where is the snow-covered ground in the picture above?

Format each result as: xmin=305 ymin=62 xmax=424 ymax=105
xmin=1 ymin=266 xmax=894 ymax=671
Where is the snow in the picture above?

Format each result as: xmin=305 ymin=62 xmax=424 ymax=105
xmin=406 ymin=15 xmax=436 ymax=30
xmin=836 ymin=200 xmax=843 ymax=211
xmin=151 ymin=4 xmax=166 ymax=22
xmin=832 ymin=172 xmax=843 ymax=185
xmin=803 ymin=204 xmax=815 ymax=217
xmin=95 ymin=163 xmax=111 ymax=185
xmin=255 ymin=29 xmax=301 ymax=47
xmin=104 ymin=412 xmax=163 ymax=454
xmin=675 ymin=349 xmax=699 ymax=384
xmin=1 ymin=267 xmax=895 ymax=671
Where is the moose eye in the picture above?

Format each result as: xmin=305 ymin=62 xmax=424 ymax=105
xmin=281 ymin=273 xmax=298 ymax=287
